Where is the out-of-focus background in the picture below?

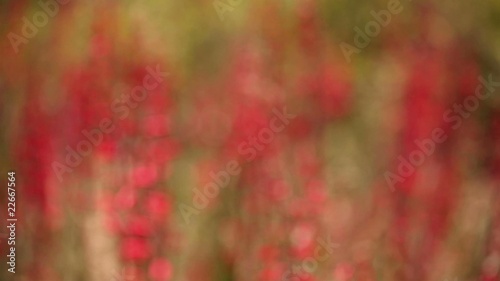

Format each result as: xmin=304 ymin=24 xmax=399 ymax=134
xmin=1 ymin=0 xmax=500 ymax=281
